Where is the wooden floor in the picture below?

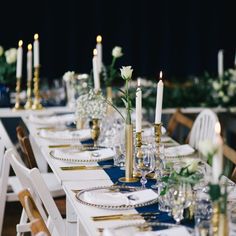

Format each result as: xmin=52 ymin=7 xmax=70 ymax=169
xmin=2 ymin=198 xmax=66 ymax=235
xmin=2 ymin=202 xmax=23 ymax=236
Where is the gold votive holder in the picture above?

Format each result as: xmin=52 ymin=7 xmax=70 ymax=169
xmin=91 ymin=118 xmax=100 ymax=146
xmin=13 ymin=78 xmax=23 ymax=111
xmin=76 ymin=117 xmax=85 ymax=130
xmin=154 ymin=123 xmax=162 ymax=144
xmin=119 ymin=124 xmax=139 ymax=183
xmin=32 ymin=66 xmax=44 ymax=110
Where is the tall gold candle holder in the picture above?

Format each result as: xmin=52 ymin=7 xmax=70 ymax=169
xmin=119 ymin=124 xmax=139 ymax=183
xmin=32 ymin=66 xmax=44 ymax=110
xmin=91 ymin=118 xmax=100 ymax=147
xmin=24 ymin=79 xmax=33 ymax=109
xmin=13 ymin=78 xmax=23 ymax=111
xmin=154 ymin=123 xmax=162 ymax=144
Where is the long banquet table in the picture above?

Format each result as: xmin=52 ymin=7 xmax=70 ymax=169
xmin=0 ymin=107 xmax=234 ymax=236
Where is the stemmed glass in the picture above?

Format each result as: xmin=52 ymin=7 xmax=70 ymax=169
xmin=135 ymin=144 xmax=156 ymax=188
xmin=151 ymin=143 xmax=165 ymax=189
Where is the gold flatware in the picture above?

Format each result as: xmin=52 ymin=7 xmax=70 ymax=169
xmin=60 ymin=165 xmax=114 ymax=171
xmin=48 ymin=144 xmax=72 ymax=148
xmin=92 ymin=212 xmax=159 ymax=221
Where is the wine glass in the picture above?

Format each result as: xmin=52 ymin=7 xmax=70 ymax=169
xmin=135 ymin=144 xmax=156 ymax=188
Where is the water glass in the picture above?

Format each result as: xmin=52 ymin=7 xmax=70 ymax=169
xmin=112 ymin=144 xmax=125 ymax=169
xmin=194 ymin=191 xmax=212 ymax=236
xmin=135 ymin=144 xmax=156 ymax=188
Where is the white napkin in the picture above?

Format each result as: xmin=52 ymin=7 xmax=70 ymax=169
xmin=134 ymin=226 xmax=191 ymax=236
xmin=83 ymin=189 xmax=158 ymax=206
xmin=39 ymin=129 xmax=91 ymax=141
xmin=29 ymin=114 xmax=75 ymax=125
xmin=53 ymin=147 xmax=114 ymax=162
xmin=165 ymin=144 xmax=195 ymax=157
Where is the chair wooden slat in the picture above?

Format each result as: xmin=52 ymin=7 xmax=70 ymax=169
xmin=18 ymin=189 xmax=51 ymax=236
xmin=167 ymin=109 xmax=193 ymax=138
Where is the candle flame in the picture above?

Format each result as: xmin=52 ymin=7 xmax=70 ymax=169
xmin=159 ymin=71 xmax=163 ymax=79
xmin=18 ymin=40 xmax=23 ymax=47
xmin=28 ymin=44 xmax=32 ymax=50
xmin=96 ymin=35 xmax=102 ymax=43
xmin=215 ymin=122 xmax=221 ymax=134
xmin=93 ymin=48 xmax=97 ymax=56
xmin=34 ymin=33 xmax=39 ymax=40
xmin=137 ymin=78 xmax=141 ymax=87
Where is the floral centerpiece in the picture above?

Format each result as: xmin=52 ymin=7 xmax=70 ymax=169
xmin=207 ymin=68 xmax=236 ymax=106
xmin=0 ymin=45 xmax=17 ymax=89
xmin=76 ymin=88 xmax=107 ymax=120
xmin=159 ymin=160 xmax=202 ymax=223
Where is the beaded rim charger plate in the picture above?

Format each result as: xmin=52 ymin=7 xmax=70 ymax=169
xmin=49 ymin=147 xmax=113 ymax=163
xmin=75 ymin=185 xmax=158 ymax=210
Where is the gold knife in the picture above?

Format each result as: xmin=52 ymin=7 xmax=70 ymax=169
xmin=49 ymin=144 xmax=72 ymax=148
xmin=60 ymin=165 xmax=114 ymax=171
xmin=92 ymin=213 xmax=159 ymax=221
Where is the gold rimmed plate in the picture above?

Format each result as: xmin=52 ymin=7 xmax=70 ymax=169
xmin=75 ymin=185 xmax=158 ymax=210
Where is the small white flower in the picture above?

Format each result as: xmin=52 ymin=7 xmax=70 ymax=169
xmin=184 ymin=160 xmax=199 ymax=173
xmin=112 ymin=46 xmax=123 ymax=58
xmin=212 ymin=81 xmax=221 ymax=90
xmin=222 ymin=96 xmax=229 ymax=103
xmin=120 ymin=66 xmax=133 ymax=80
xmin=82 ymin=82 xmax=87 ymax=88
xmin=0 ymin=46 xmax=4 ymax=56
xmin=218 ymin=91 xmax=224 ymax=97
xmin=199 ymin=139 xmax=218 ymax=159
xmin=63 ymin=71 xmax=75 ymax=82
xmin=5 ymin=48 xmax=17 ymax=64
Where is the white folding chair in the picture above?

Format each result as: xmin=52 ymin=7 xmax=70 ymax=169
xmin=189 ymin=109 xmax=219 ymax=150
xmin=6 ymin=148 xmax=66 ymax=236
xmin=0 ymin=120 xmax=65 ymax=235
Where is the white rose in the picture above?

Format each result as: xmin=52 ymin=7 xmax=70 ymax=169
xmin=120 ymin=66 xmax=133 ymax=80
xmin=222 ymin=96 xmax=229 ymax=103
xmin=199 ymin=139 xmax=217 ymax=158
xmin=0 ymin=46 xmax=4 ymax=56
xmin=112 ymin=46 xmax=123 ymax=58
xmin=185 ymin=160 xmax=199 ymax=173
xmin=5 ymin=48 xmax=17 ymax=64
xmin=63 ymin=71 xmax=75 ymax=82
xmin=212 ymin=81 xmax=221 ymax=90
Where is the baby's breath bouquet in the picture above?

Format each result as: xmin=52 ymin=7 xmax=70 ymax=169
xmin=76 ymin=89 xmax=107 ymax=120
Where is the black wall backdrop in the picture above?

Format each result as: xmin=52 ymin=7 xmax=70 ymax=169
xmin=0 ymin=0 xmax=235 ymax=82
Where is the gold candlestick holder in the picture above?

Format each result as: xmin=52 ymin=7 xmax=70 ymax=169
xmin=119 ymin=124 xmax=139 ymax=183
xmin=91 ymin=118 xmax=100 ymax=146
xmin=24 ymin=79 xmax=33 ymax=109
xmin=32 ymin=66 xmax=43 ymax=110
xmin=154 ymin=123 xmax=162 ymax=144
xmin=13 ymin=78 xmax=23 ymax=111
xmin=134 ymin=131 xmax=143 ymax=177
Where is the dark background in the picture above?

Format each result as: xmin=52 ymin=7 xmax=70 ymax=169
xmin=0 ymin=0 xmax=235 ymax=81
